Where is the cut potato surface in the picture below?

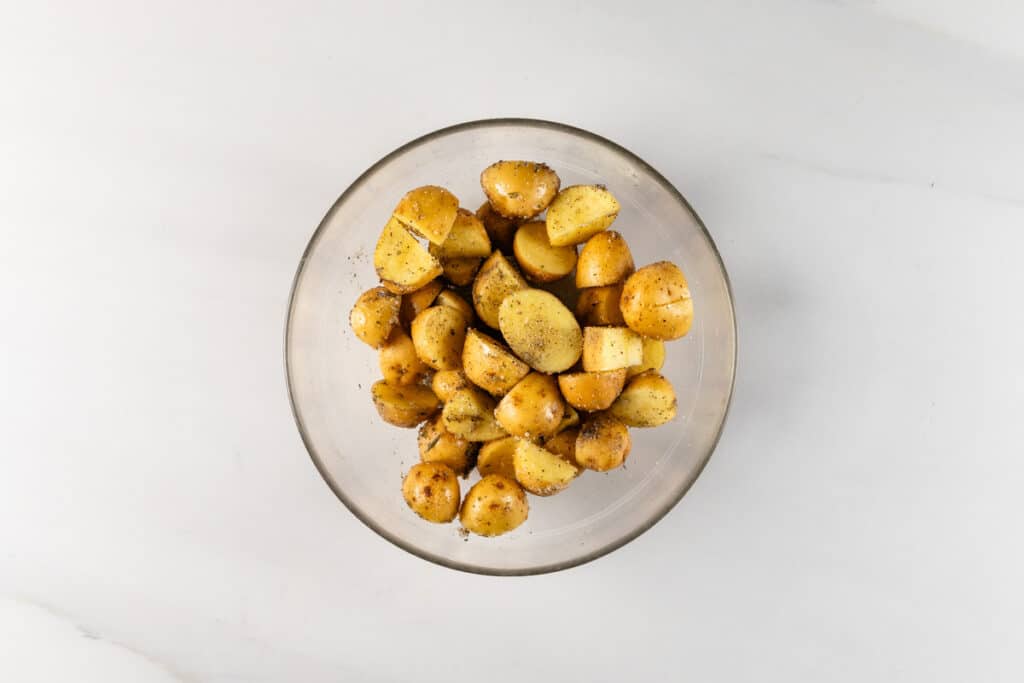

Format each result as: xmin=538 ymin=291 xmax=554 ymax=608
xmin=393 ymin=185 xmax=459 ymax=245
xmin=582 ymin=326 xmax=643 ymax=372
xmin=402 ymin=462 xmax=460 ymax=523
xmin=477 ymin=436 xmax=518 ymax=479
xmin=557 ymin=368 xmax=627 ymax=411
xmin=476 ymin=201 xmax=518 ymax=252
xmin=472 ymin=251 xmax=529 ymax=329
xmin=399 ymin=280 xmax=443 ymax=327
xmin=434 ymin=289 xmax=474 ymax=324
xmin=460 ymin=475 xmax=529 ymax=537
xmin=379 ymin=327 xmax=429 ymax=386
xmin=462 ymin=328 xmax=530 ymax=397
xmin=575 ymin=284 xmax=626 ymax=326
xmin=495 ymin=372 xmax=564 ymax=439
xmin=431 ymin=369 xmax=469 ymax=402
xmin=498 ymin=289 xmax=582 ymax=374
xmin=371 ymin=381 xmax=440 ymax=428
xmin=543 ymin=427 xmax=581 ymax=470
xmin=576 ymin=413 xmax=631 ymax=472
xmin=430 ymin=208 xmax=492 ymax=260
xmin=439 ymin=256 xmax=482 ymax=287
xmin=545 ymin=185 xmax=621 ymax=247
xmin=513 ymin=221 xmax=578 ymax=283
xmin=513 ymin=439 xmax=578 ymax=496
xmin=480 ymin=160 xmax=560 ymax=219
xmin=628 ymin=337 xmax=666 ymax=377
xmin=441 ymin=387 xmax=508 ymax=441
xmin=609 ymin=372 xmax=677 ymax=427
xmin=620 ymin=261 xmax=694 ymax=340
xmin=350 ymin=286 xmax=400 ymax=348
xmin=418 ymin=415 xmax=474 ymax=476
xmin=374 ymin=216 xmax=443 ymax=294
xmin=411 ymin=305 xmax=469 ymax=371
xmin=576 ymin=231 xmax=634 ymax=287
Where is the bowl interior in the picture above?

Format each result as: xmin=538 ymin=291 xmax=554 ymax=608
xmin=286 ymin=120 xmax=735 ymax=574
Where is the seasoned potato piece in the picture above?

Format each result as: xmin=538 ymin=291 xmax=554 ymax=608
xmin=627 ymin=337 xmax=666 ymax=377
xmin=442 ymin=387 xmax=508 ymax=441
xmin=374 ymin=216 xmax=443 ymax=294
xmin=371 ymin=381 xmax=439 ymax=428
xmin=462 ymin=328 xmax=530 ymax=397
xmin=379 ymin=327 xmax=429 ymax=386
xmin=410 ymin=306 xmax=468 ymax=371
xmin=476 ymin=201 xmax=518 ymax=252
xmin=392 ymin=185 xmax=459 ymax=245
xmin=460 ymin=474 xmax=528 ymax=537
xmin=402 ymin=462 xmax=460 ymax=523
xmin=430 ymin=208 xmax=491 ymax=259
xmin=512 ymin=221 xmax=578 ymax=283
xmin=439 ymin=257 xmax=482 ymax=287
xmin=349 ymin=286 xmax=400 ymax=348
xmin=575 ymin=284 xmax=626 ymax=326
xmin=513 ymin=439 xmax=577 ymax=496
xmin=398 ymin=280 xmax=443 ymax=327
xmin=576 ymin=413 xmax=631 ymax=472
xmin=434 ymin=289 xmax=474 ymax=324
xmin=619 ymin=261 xmax=694 ymax=340
xmin=476 ymin=436 xmax=518 ymax=479
xmin=418 ymin=415 xmax=474 ymax=475
xmin=545 ymin=185 xmax=620 ymax=247
xmin=543 ymin=427 xmax=581 ymax=470
xmin=576 ymin=231 xmax=634 ymax=287
xmin=480 ymin=160 xmax=560 ymax=219
xmin=472 ymin=251 xmax=529 ymax=329
xmin=557 ymin=368 xmax=627 ymax=411
xmin=495 ymin=372 xmax=564 ymax=439
xmin=498 ymin=289 xmax=582 ymax=373
xmin=582 ymin=326 xmax=643 ymax=372
xmin=609 ymin=372 xmax=677 ymax=427
xmin=431 ymin=369 xmax=469 ymax=402
xmin=556 ymin=404 xmax=580 ymax=433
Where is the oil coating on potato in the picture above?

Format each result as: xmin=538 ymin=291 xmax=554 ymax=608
xmin=349 ymin=286 xmax=400 ymax=348
xmin=429 ymin=208 xmax=492 ymax=260
xmin=371 ymin=380 xmax=440 ymax=428
xmin=609 ymin=372 xmax=677 ymax=427
xmin=545 ymin=185 xmax=621 ymax=247
xmin=402 ymin=462 xmax=460 ymax=523
xmin=619 ymin=261 xmax=694 ymax=340
xmin=379 ymin=327 xmax=429 ymax=386
xmin=582 ymin=326 xmax=643 ymax=372
xmin=441 ymin=387 xmax=508 ymax=441
xmin=476 ymin=201 xmax=518 ymax=252
xmin=460 ymin=474 xmax=529 ymax=537
xmin=398 ymin=280 xmax=443 ymax=327
xmin=576 ymin=231 xmax=634 ymax=287
xmin=374 ymin=216 xmax=443 ymax=294
xmin=627 ymin=337 xmax=666 ymax=377
xmin=462 ymin=328 xmax=530 ymax=397
xmin=392 ymin=185 xmax=459 ymax=245
xmin=434 ymin=289 xmax=474 ymax=324
xmin=575 ymin=284 xmax=626 ymax=326
xmin=544 ymin=427 xmax=581 ymax=470
xmin=575 ymin=413 xmax=632 ymax=471
xmin=513 ymin=439 xmax=578 ymax=496
xmin=418 ymin=415 xmax=474 ymax=476
xmin=431 ymin=369 xmax=469 ymax=402
xmin=480 ymin=161 xmax=560 ymax=219
xmin=513 ymin=221 xmax=578 ymax=283
xmin=472 ymin=251 xmax=529 ymax=329
xmin=498 ymin=289 xmax=582 ymax=374
xmin=494 ymin=372 xmax=564 ymax=439
xmin=410 ymin=305 xmax=469 ymax=371
xmin=557 ymin=368 xmax=627 ymax=411
xmin=476 ymin=436 xmax=518 ymax=479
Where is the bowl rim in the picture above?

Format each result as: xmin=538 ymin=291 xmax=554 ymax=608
xmin=284 ymin=117 xmax=737 ymax=576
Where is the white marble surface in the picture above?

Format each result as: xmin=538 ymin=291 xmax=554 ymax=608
xmin=2 ymin=1 xmax=1023 ymax=680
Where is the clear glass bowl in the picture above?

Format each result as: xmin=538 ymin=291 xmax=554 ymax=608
xmin=285 ymin=119 xmax=736 ymax=575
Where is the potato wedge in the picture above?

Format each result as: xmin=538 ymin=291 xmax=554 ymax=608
xmin=418 ymin=415 xmax=474 ymax=476
xmin=542 ymin=427 xmax=581 ymax=470
xmin=513 ymin=221 xmax=578 ymax=283
xmin=462 ymin=328 xmax=530 ymax=396
xmin=442 ymin=387 xmax=508 ymax=441
xmin=434 ymin=289 xmax=474 ymax=324
xmin=402 ymin=462 xmax=460 ymax=523
xmin=379 ymin=327 xmax=429 ymax=386
xmin=398 ymin=280 xmax=443 ymax=327
xmin=575 ymin=284 xmax=626 ymax=326
xmin=429 ymin=208 xmax=491 ymax=259
xmin=494 ymin=372 xmax=564 ymax=439
xmin=476 ymin=201 xmax=518 ymax=252
xmin=392 ymin=185 xmax=459 ymax=245
xmin=581 ymin=326 xmax=643 ymax=372
xmin=476 ymin=436 xmax=518 ymax=479
xmin=480 ymin=160 xmax=560 ymax=219
xmin=431 ymin=369 xmax=469 ymax=402
xmin=410 ymin=305 xmax=469 ymax=371
xmin=557 ymin=368 xmax=627 ymax=411
xmin=374 ymin=216 xmax=443 ymax=294
xmin=371 ymin=381 xmax=439 ymax=428
xmin=513 ymin=439 xmax=577 ymax=496
xmin=545 ymin=185 xmax=620 ymax=247
xmin=349 ymin=286 xmax=400 ymax=348
xmin=576 ymin=230 xmax=634 ymax=287
xmin=472 ymin=250 xmax=529 ymax=329
xmin=619 ymin=261 xmax=694 ymax=340
xmin=439 ymin=257 xmax=482 ymax=287
xmin=627 ymin=337 xmax=666 ymax=377
xmin=497 ymin=289 xmax=582 ymax=373
xmin=575 ymin=413 xmax=631 ymax=471
xmin=460 ymin=475 xmax=528 ymax=537
xmin=609 ymin=372 xmax=677 ymax=427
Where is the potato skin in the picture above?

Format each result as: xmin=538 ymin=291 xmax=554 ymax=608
xmin=512 ymin=439 xmax=578 ymax=496
xmin=441 ymin=387 xmax=508 ymax=441
xmin=576 ymin=231 xmax=634 ymax=287
xmin=609 ymin=372 xmax=677 ymax=427
xmin=542 ymin=427 xmax=581 ymax=470
xmin=627 ymin=337 xmax=666 ymax=377
xmin=431 ymin=369 xmax=469 ymax=402
xmin=434 ymin=289 xmax=474 ymax=324
xmin=399 ymin=280 xmax=444 ymax=327
xmin=429 ymin=208 xmax=492 ymax=259
xmin=349 ymin=286 xmax=400 ymax=348
xmin=472 ymin=251 xmax=529 ymax=329
xmin=393 ymin=185 xmax=459 ymax=245
xmin=545 ymin=185 xmax=620 ymax=247
xmin=557 ymin=369 xmax=627 ymax=411
xmin=619 ymin=261 xmax=694 ymax=340
xmin=402 ymin=462 xmax=460 ymax=523
xmin=513 ymin=221 xmax=578 ymax=283
xmin=410 ymin=305 xmax=469 ymax=371
xmin=459 ymin=474 xmax=529 ymax=536
xmin=575 ymin=413 xmax=632 ymax=471
xmin=374 ymin=216 xmax=443 ymax=294
xmin=476 ymin=201 xmax=518 ymax=252
xmin=462 ymin=328 xmax=530 ymax=397
xmin=476 ymin=436 xmax=518 ymax=479
xmin=495 ymin=372 xmax=565 ymax=439
xmin=498 ymin=289 xmax=582 ymax=374
xmin=371 ymin=381 xmax=440 ymax=428
xmin=439 ymin=257 xmax=482 ymax=287
xmin=575 ymin=284 xmax=626 ymax=326
xmin=379 ymin=327 xmax=429 ymax=386
xmin=418 ymin=415 xmax=474 ymax=475
xmin=480 ymin=161 xmax=560 ymax=219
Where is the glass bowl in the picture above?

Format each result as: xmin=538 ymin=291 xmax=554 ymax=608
xmin=285 ymin=119 xmax=736 ymax=575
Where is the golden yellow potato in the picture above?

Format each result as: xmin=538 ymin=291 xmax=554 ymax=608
xmin=576 ymin=231 xmax=634 ymax=287
xmin=379 ymin=327 xmax=429 ymax=386
xmin=575 ymin=284 xmax=626 ymax=326
xmin=557 ymin=368 xmax=627 ymax=411
xmin=476 ymin=201 xmax=518 ymax=252
xmin=480 ymin=160 xmax=560 ymax=219
xmin=434 ymin=289 xmax=474 ymax=324
xmin=627 ymin=337 xmax=666 ymax=377
xmin=431 ymin=369 xmax=469 ymax=402
xmin=398 ymin=280 xmax=443 ymax=327
xmin=439 ymin=257 xmax=482 ymax=287
xmin=582 ymin=326 xmax=643 ymax=372
xmin=460 ymin=474 xmax=529 ymax=537
xmin=619 ymin=261 xmax=694 ymax=340
xmin=392 ymin=185 xmax=459 ymax=245
xmin=494 ymin=372 xmax=564 ymax=439
xmin=512 ymin=221 xmax=578 ymax=283
xmin=476 ymin=436 xmax=518 ymax=479
xmin=349 ymin=286 xmax=400 ymax=348
xmin=462 ymin=328 xmax=530 ymax=397
xmin=374 ymin=216 xmax=443 ymax=294
xmin=513 ymin=439 xmax=578 ymax=496
xmin=371 ymin=381 xmax=439 ymax=428
xmin=418 ymin=415 xmax=474 ymax=475
xmin=429 ymin=208 xmax=491 ymax=259
xmin=545 ymin=185 xmax=620 ymax=247
xmin=497 ymin=289 xmax=582 ymax=373
xmin=556 ymin=405 xmax=580 ymax=433
xmin=576 ymin=413 xmax=631 ymax=471
xmin=471 ymin=250 xmax=529 ymax=329
xmin=410 ymin=305 xmax=469 ymax=371
xmin=609 ymin=372 xmax=677 ymax=427
xmin=441 ymin=387 xmax=508 ymax=441
xmin=402 ymin=462 xmax=460 ymax=523
xmin=544 ymin=427 xmax=581 ymax=469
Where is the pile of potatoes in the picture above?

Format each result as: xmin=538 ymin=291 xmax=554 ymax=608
xmin=349 ymin=161 xmax=693 ymax=537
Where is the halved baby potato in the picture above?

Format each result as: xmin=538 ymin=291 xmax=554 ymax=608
xmin=418 ymin=415 xmax=474 ymax=476
xmin=480 ymin=160 xmax=560 ymax=219
xmin=494 ymin=372 xmax=564 ymax=439
xmin=512 ymin=221 xmax=578 ymax=283
xmin=462 ymin=328 xmax=530 ymax=396
xmin=379 ymin=327 xmax=429 ymax=386
xmin=431 ymin=369 xmax=469 ymax=402
xmin=410 ymin=305 xmax=469 ymax=371
xmin=498 ymin=289 xmax=582 ymax=374
xmin=576 ymin=230 xmax=634 ymax=287
xmin=442 ymin=387 xmax=508 ymax=441
xmin=575 ymin=284 xmax=626 ymax=326
xmin=545 ymin=185 xmax=620 ymax=247
xmin=472 ymin=251 xmax=529 ymax=329
xmin=581 ymin=326 xmax=643 ymax=372
xmin=609 ymin=372 xmax=677 ymax=427
xmin=513 ymin=439 xmax=578 ymax=496
xmin=392 ymin=185 xmax=459 ymax=245
xmin=557 ymin=368 xmax=627 ymax=411
xmin=460 ymin=474 xmax=528 ymax=537
xmin=371 ymin=381 xmax=439 ymax=428
xmin=349 ymin=286 xmax=400 ymax=348
xmin=374 ymin=216 xmax=443 ymax=294
xmin=627 ymin=337 xmax=666 ymax=377
xmin=402 ymin=462 xmax=460 ymax=523
xmin=434 ymin=289 xmax=474 ymax=324
xmin=399 ymin=280 xmax=443 ymax=327
xmin=543 ymin=427 xmax=581 ymax=470
xmin=619 ymin=261 xmax=694 ymax=340
xmin=575 ymin=413 xmax=631 ymax=472
xmin=476 ymin=201 xmax=518 ymax=252
xmin=429 ymin=208 xmax=492 ymax=260
xmin=476 ymin=436 xmax=518 ymax=479
xmin=439 ymin=257 xmax=482 ymax=287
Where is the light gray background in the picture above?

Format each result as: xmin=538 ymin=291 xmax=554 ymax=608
xmin=1 ymin=1 xmax=1022 ymax=681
